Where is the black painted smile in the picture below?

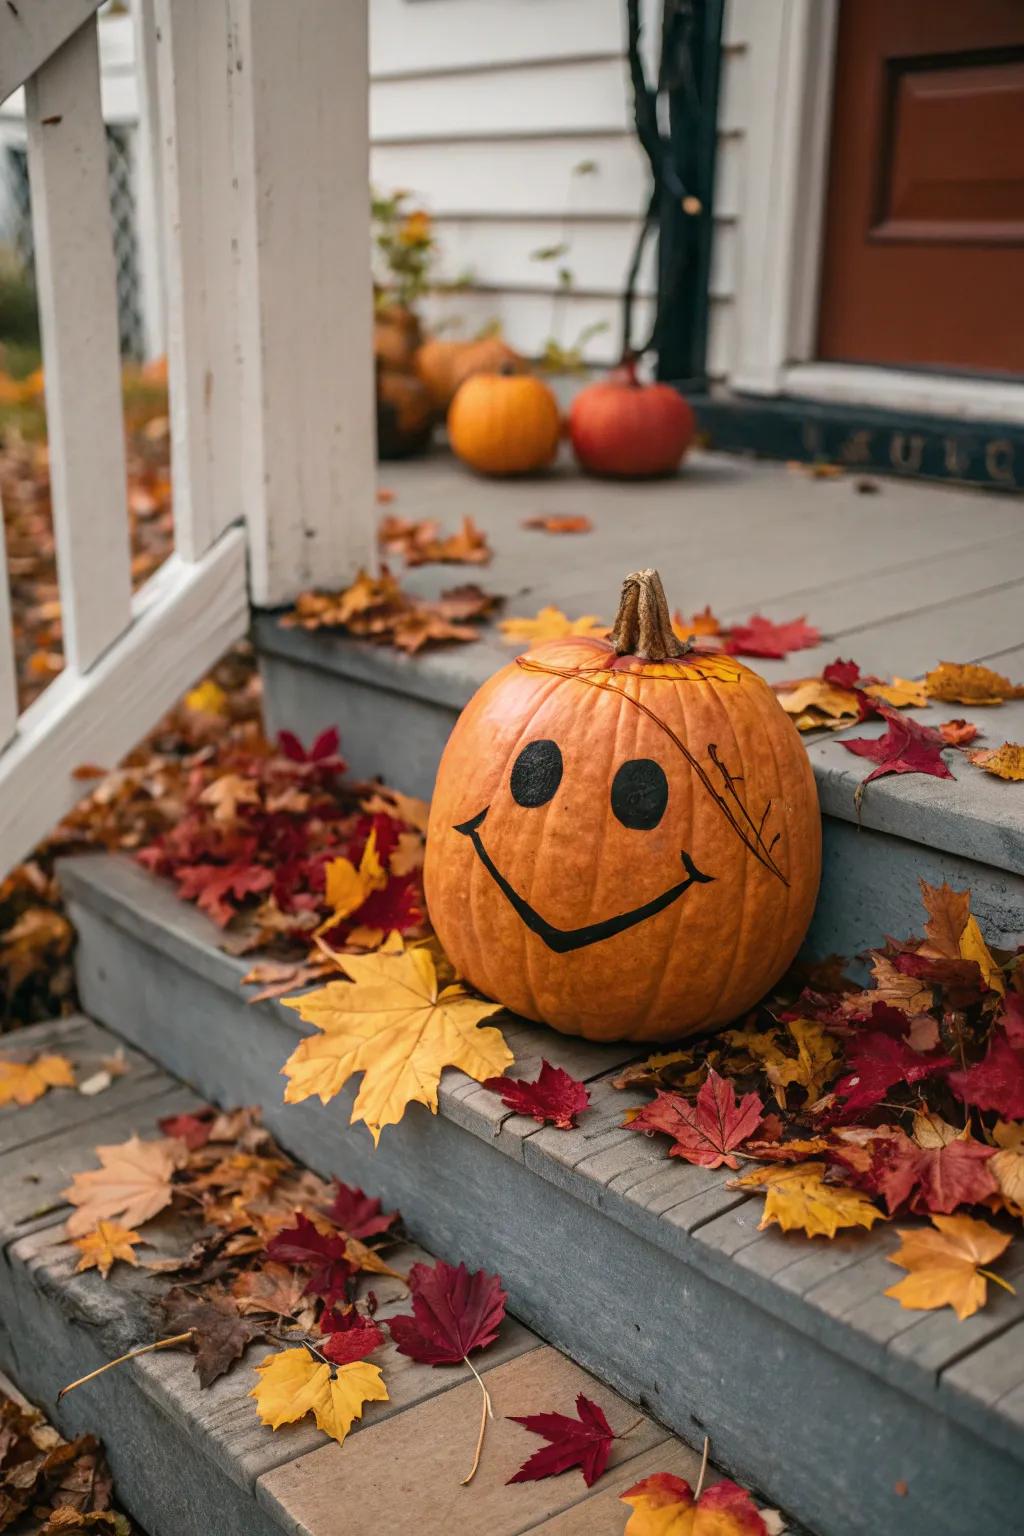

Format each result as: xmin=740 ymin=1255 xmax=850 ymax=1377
xmin=454 ymin=807 xmax=714 ymax=954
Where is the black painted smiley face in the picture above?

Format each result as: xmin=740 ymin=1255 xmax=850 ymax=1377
xmin=455 ymin=738 xmax=713 ymax=954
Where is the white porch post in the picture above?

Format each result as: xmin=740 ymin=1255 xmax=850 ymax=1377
xmin=231 ymin=0 xmax=376 ymax=608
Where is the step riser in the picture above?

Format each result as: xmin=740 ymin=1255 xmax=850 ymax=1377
xmin=261 ymin=652 xmax=1024 ymax=958
xmin=69 ymin=886 xmax=1024 ymax=1536
xmin=0 ymin=1246 xmax=284 ymax=1536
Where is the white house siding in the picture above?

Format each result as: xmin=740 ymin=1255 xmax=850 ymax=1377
xmin=369 ymin=0 xmax=741 ymax=375
xmin=1 ymin=1 xmax=746 ymax=380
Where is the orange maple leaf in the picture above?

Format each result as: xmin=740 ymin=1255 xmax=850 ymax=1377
xmin=0 ymin=1052 xmax=75 ymax=1107
xmin=885 ymin=1214 xmax=1015 ymax=1320
xmin=63 ymin=1135 xmax=187 ymax=1238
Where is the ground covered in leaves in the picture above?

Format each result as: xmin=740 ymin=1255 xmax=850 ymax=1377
xmin=0 ymin=1377 xmax=130 ymax=1534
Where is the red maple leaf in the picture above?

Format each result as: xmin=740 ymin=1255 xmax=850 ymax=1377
xmin=829 ymin=1128 xmax=997 ymax=1214
xmin=842 ymin=706 xmax=953 ymax=794
xmin=948 ymin=1028 xmax=1024 ymax=1119
xmin=386 ymin=1259 xmax=507 ymax=1365
xmin=483 ymin=1060 xmax=591 ymax=1129
xmin=725 ymin=614 xmax=820 ymax=659
xmin=265 ymin=1214 xmax=353 ymax=1301
xmin=327 ymin=1180 xmax=397 ymax=1241
xmin=507 ymin=1393 xmax=614 ymax=1487
xmin=318 ymin=1307 xmax=386 ymax=1366
xmin=157 ymin=1109 xmax=214 ymax=1151
xmin=621 ymin=1473 xmax=769 ymax=1535
xmin=277 ymin=727 xmax=342 ymax=764
xmin=823 ymin=657 xmax=861 ymax=689
xmin=891 ymin=951 xmax=987 ymax=1008
xmin=627 ymin=1070 xmax=763 ymax=1169
xmin=173 ymin=858 xmax=274 ymax=926
xmin=833 ymin=1032 xmax=953 ymax=1118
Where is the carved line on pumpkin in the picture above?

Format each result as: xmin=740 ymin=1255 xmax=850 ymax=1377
xmin=514 ymin=656 xmax=787 ymax=885
xmin=454 ymin=807 xmax=714 ymax=954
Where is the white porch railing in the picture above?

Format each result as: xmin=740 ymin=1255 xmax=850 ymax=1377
xmin=0 ymin=0 xmax=375 ymax=877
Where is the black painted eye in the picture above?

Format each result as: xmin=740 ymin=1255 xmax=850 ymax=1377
xmin=611 ymin=759 xmax=668 ymax=830
xmin=510 ymin=739 xmax=563 ymax=808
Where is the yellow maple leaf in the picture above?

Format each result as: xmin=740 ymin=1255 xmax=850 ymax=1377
xmin=864 ymin=677 xmax=928 ymax=708
xmin=621 ymin=1469 xmax=776 ymax=1535
xmin=958 ymin=914 xmax=1005 ymax=996
xmin=72 ymin=1221 xmax=142 ymax=1279
xmin=672 ymin=604 xmax=722 ymax=640
xmin=281 ymin=942 xmax=511 ymax=1143
xmin=968 ymin=742 xmax=1024 ymax=781
xmin=885 ymin=1214 xmax=1015 ymax=1320
xmin=63 ymin=1135 xmax=188 ymax=1238
xmin=0 ymin=1052 xmax=75 ymax=1107
xmin=251 ymin=1348 xmax=388 ymax=1446
xmin=775 ymin=679 xmax=861 ymax=731
xmin=728 ymin=1161 xmax=884 ymax=1239
xmin=498 ymin=606 xmax=608 ymax=646
xmin=315 ymin=828 xmax=387 ymax=936
xmin=764 ymin=1018 xmax=840 ymax=1105
xmin=183 ymin=678 xmax=228 ymax=715
xmin=926 ymin=661 xmax=1023 ymax=705
xmin=991 ymin=1149 xmax=1024 ymax=1219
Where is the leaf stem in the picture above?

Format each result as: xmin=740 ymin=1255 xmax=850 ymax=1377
xmin=694 ymin=1434 xmax=710 ymax=1500
xmin=58 ymin=1331 xmax=194 ymax=1400
xmin=979 ymin=1269 xmax=1017 ymax=1296
xmin=459 ymin=1354 xmax=493 ymax=1486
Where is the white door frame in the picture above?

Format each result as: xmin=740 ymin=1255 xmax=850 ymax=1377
xmin=729 ymin=0 xmax=1024 ymax=424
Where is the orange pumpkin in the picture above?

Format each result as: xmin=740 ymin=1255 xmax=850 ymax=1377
xmin=447 ymin=371 xmax=561 ymax=477
xmin=424 ymin=569 xmax=821 ymax=1042
xmin=415 ymin=336 xmax=524 ymax=410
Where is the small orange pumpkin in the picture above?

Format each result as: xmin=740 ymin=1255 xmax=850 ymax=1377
xmin=424 ymin=569 xmax=821 ymax=1043
xmin=415 ymin=335 xmax=524 ymax=411
xmin=447 ymin=370 xmax=561 ymax=477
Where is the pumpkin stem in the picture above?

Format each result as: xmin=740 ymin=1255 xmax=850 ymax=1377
xmin=609 ymin=569 xmax=687 ymax=660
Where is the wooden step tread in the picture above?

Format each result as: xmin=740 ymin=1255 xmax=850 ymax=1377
xmin=0 ymin=1015 xmax=768 ymax=1536
xmin=57 ymin=851 xmax=1024 ymax=1536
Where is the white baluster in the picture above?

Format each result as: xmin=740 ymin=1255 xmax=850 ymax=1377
xmin=24 ymin=14 xmax=133 ymax=674
xmin=130 ymin=0 xmax=167 ymax=361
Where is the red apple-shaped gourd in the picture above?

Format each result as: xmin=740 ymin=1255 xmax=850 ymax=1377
xmin=569 ymin=359 xmax=695 ymax=479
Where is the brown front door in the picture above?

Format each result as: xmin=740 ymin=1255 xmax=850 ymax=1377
xmin=817 ymin=0 xmax=1024 ymax=377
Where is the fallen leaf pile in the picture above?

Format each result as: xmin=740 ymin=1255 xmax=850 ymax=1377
xmin=379 ymin=513 xmax=491 ymax=566
xmin=1 ymin=645 xmax=262 ymax=1029
xmin=770 ymin=655 xmax=1024 ymax=801
xmin=281 ymin=567 xmax=500 ymax=654
xmin=0 ymin=1377 xmax=130 ymax=1533
xmin=59 ymin=1103 xmax=420 ymax=1452
xmin=0 ymin=365 xmax=173 ymax=716
xmin=615 ymin=879 xmax=1023 ymax=1318
xmin=672 ymin=607 xmax=821 ymax=660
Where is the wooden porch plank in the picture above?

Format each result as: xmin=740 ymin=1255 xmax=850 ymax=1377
xmin=24 ymin=13 xmax=133 ymax=674
xmin=944 ymin=1319 xmax=1024 ymax=1413
xmin=255 ymin=1347 xmax=668 ymax=1536
xmin=0 ymin=1014 xmax=160 ymax=1156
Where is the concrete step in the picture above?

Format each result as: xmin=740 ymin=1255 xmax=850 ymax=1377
xmin=59 ymin=852 xmax=1024 ymax=1536
xmin=252 ymin=453 xmax=1024 ymax=962
xmin=0 ymin=1015 xmax=786 ymax=1536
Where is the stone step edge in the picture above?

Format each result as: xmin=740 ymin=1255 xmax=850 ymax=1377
xmin=60 ymin=854 xmax=1024 ymax=1536
xmin=253 ymin=613 xmax=1024 ymax=881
